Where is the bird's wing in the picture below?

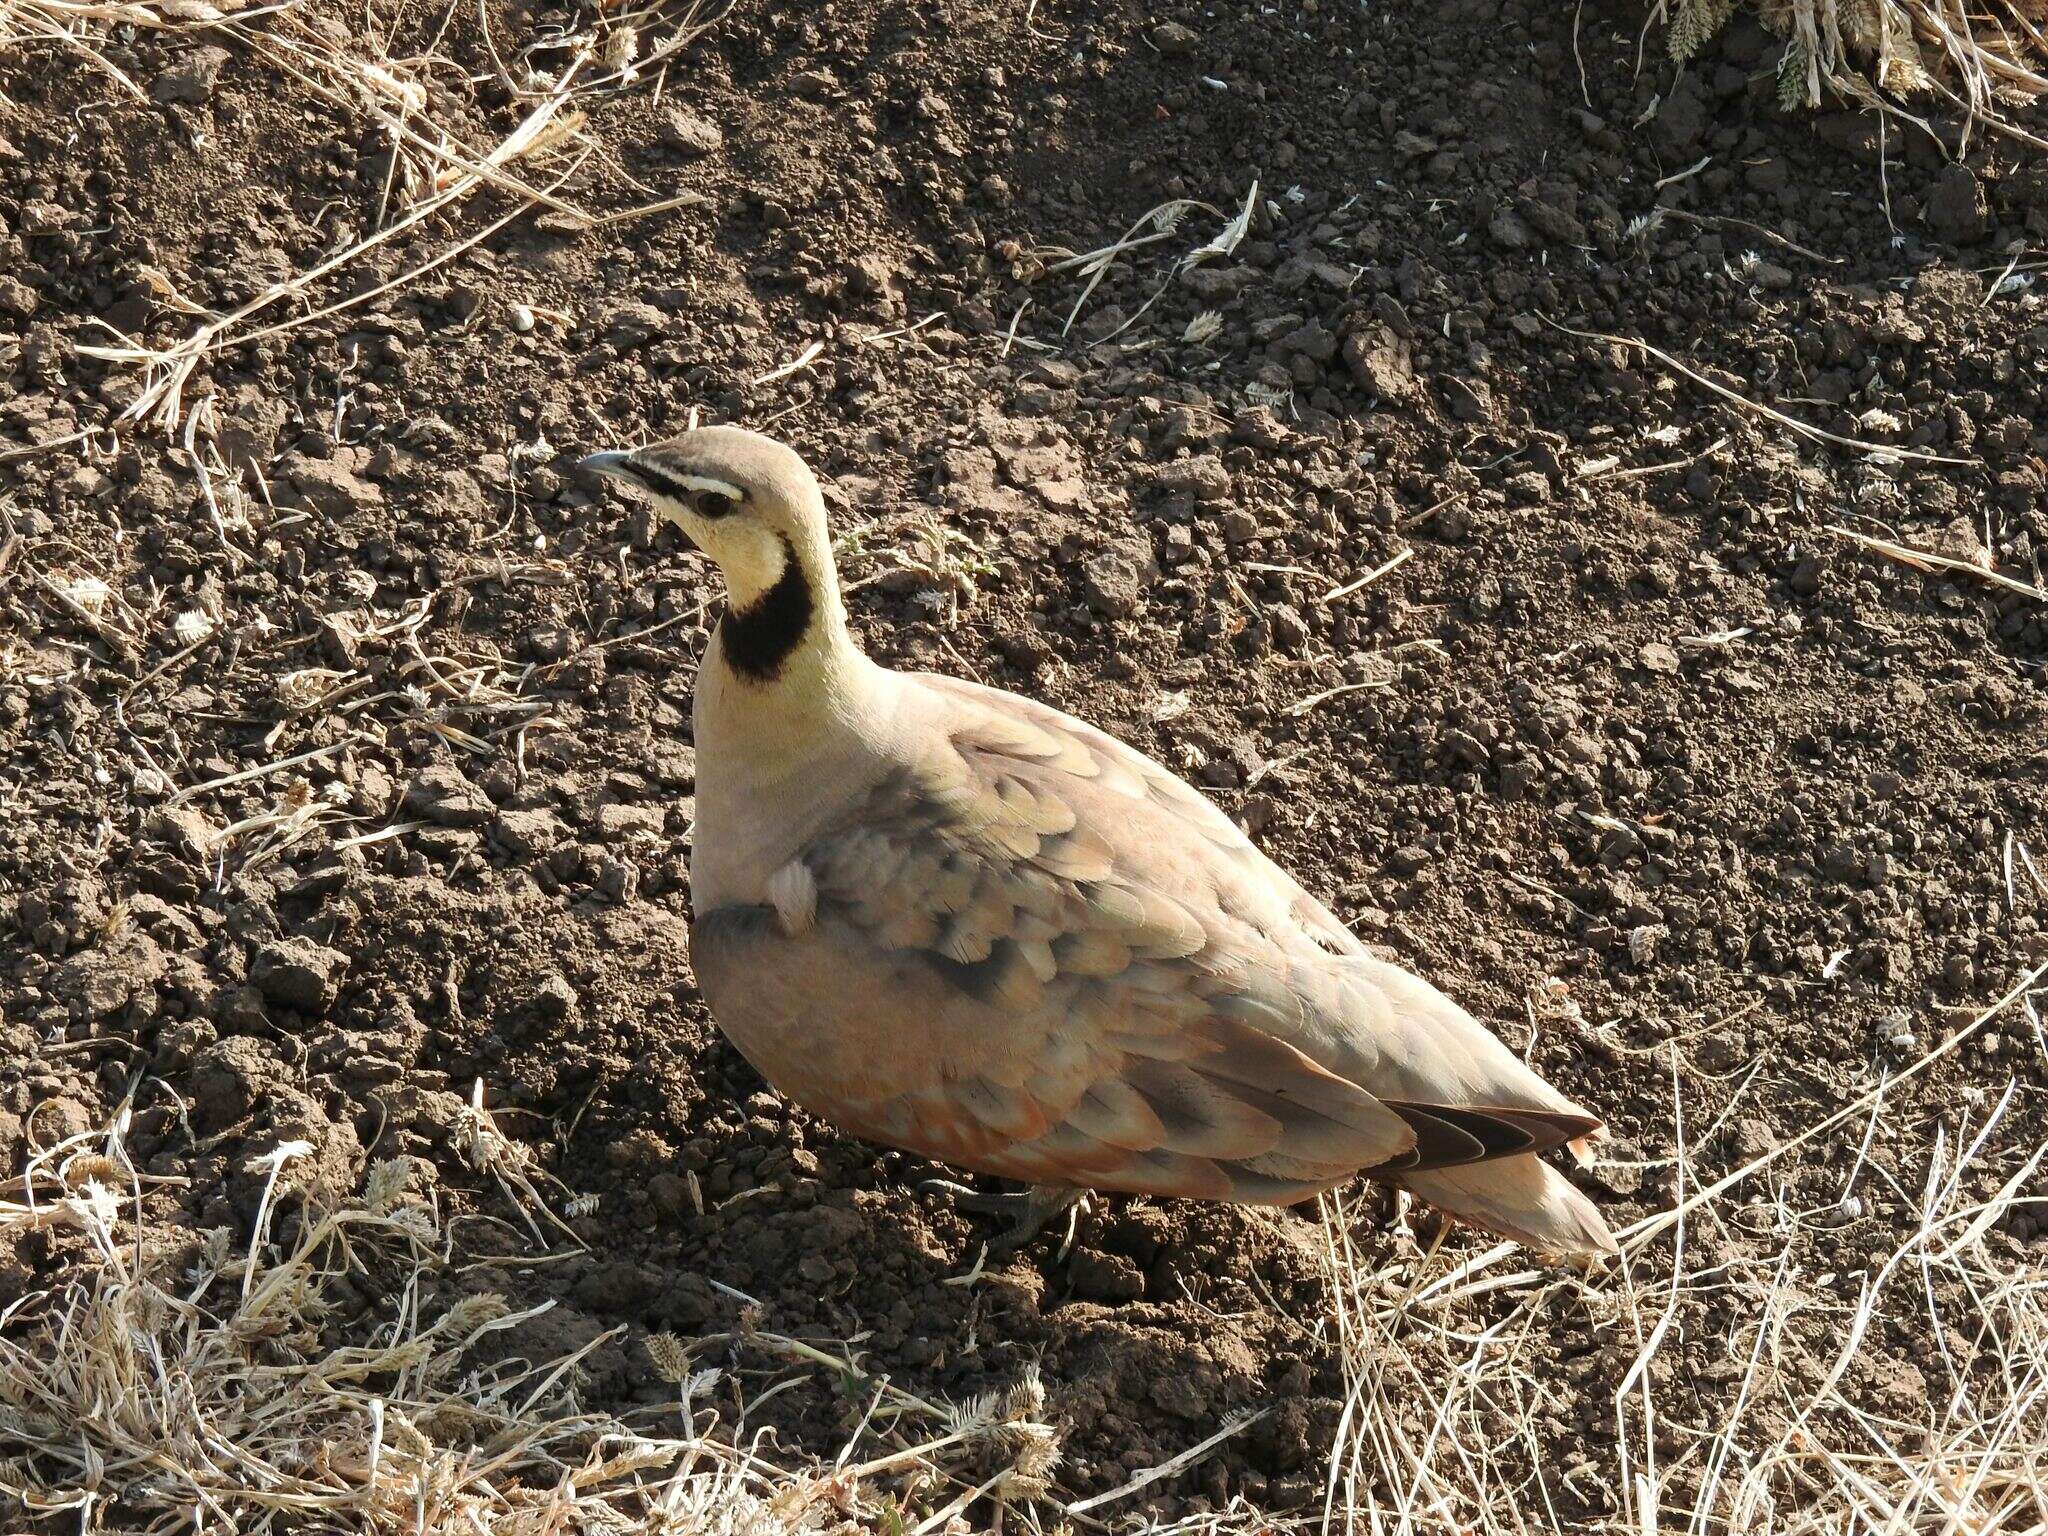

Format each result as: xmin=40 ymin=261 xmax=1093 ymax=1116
xmin=907 ymin=675 xmax=1606 ymax=1165
xmin=691 ymin=674 xmax=1601 ymax=1210
xmin=913 ymin=672 xmax=1369 ymax=959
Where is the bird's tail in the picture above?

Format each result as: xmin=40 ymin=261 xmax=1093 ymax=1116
xmin=1399 ymin=1152 xmax=1618 ymax=1265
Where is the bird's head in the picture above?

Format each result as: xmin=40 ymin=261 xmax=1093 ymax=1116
xmin=579 ymin=426 xmax=831 ymax=613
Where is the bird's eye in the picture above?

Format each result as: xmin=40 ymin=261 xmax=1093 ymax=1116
xmin=693 ymin=490 xmax=738 ymax=520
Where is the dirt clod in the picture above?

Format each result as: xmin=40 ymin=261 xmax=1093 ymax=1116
xmin=249 ymin=937 xmax=347 ymax=1015
xmin=659 ymin=108 xmax=724 ymax=158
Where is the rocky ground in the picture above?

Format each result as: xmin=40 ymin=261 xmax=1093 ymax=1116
xmin=3 ymin=0 xmax=2046 ymax=1528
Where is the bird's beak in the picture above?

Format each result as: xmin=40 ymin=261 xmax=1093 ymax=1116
xmin=580 ymin=448 xmax=701 ymax=553
xmin=578 ymin=449 xmax=639 ymax=483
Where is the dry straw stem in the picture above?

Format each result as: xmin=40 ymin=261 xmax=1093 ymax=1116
xmin=1045 ymin=198 xmax=1209 ymax=335
xmin=1318 ymin=546 xmax=1414 ymax=606
xmin=1027 ymin=179 xmax=1257 ymax=346
xmin=1828 ymin=522 xmax=2048 ymax=602
xmin=1286 ymin=639 xmax=1447 ymax=716
xmin=81 ymin=124 xmax=584 ymax=432
xmin=0 ymin=0 xmax=262 ymax=101
xmin=30 ymin=568 xmax=141 ymax=660
xmin=1543 ymin=318 xmax=1977 ymax=466
xmin=1575 ymin=432 xmax=1734 ymax=484
xmin=1631 ymin=958 xmax=2048 ymax=1248
xmin=1653 ymin=207 xmax=1842 ymax=267
xmin=452 ymin=1076 xmax=589 ymax=1248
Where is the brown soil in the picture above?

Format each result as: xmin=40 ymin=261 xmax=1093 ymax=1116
xmin=4 ymin=0 xmax=2047 ymax=1527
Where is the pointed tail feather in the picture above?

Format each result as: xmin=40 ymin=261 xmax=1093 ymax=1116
xmin=1399 ymin=1153 xmax=1617 ymax=1264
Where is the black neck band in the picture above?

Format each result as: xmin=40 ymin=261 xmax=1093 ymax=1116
xmin=720 ymin=536 xmax=814 ymax=682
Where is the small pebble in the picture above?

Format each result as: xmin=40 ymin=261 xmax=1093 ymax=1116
xmin=509 ymin=304 xmax=536 ymax=334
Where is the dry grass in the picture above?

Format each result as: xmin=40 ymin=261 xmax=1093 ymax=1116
xmin=1009 ymin=181 xmax=1258 ymax=348
xmin=2 ymin=1127 xmax=688 ymax=1532
xmin=8 ymin=976 xmax=2039 ymax=1535
xmin=1657 ymin=0 xmax=2048 ymax=152
xmin=0 ymin=1108 xmax=1079 ymax=1535
xmin=0 ymin=0 xmax=725 ymax=446
xmin=5 ymin=976 xmax=2042 ymax=1534
xmin=1315 ymin=961 xmax=2048 ymax=1536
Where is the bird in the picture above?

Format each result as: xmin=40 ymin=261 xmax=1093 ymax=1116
xmin=579 ymin=426 xmax=1618 ymax=1264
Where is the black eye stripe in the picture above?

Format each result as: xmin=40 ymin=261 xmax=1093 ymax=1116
xmin=627 ymin=462 xmax=742 ymax=517
xmin=628 ymin=463 xmax=693 ymax=499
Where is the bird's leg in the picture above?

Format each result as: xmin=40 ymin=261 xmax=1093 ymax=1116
xmin=919 ymin=1180 xmax=1085 ymax=1255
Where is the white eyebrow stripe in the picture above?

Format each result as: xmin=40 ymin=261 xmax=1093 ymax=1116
xmin=668 ymin=472 xmax=745 ymax=499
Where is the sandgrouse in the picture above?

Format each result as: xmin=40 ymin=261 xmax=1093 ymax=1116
xmin=581 ymin=427 xmax=1617 ymax=1262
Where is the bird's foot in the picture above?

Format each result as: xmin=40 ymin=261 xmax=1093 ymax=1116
xmin=919 ymin=1179 xmax=1086 ymax=1256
